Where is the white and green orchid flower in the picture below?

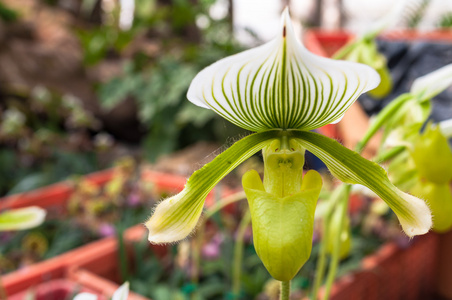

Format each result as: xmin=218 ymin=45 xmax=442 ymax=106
xmin=145 ymin=9 xmax=431 ymax=281
xmin=0 ymin=206 xmax=46 ymax=231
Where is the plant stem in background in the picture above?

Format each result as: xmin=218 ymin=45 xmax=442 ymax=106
xmin=355 ymin=94 xmax=412 ymax=153
xmin=280 ymin=280 xmax=291 ymax=300
xmin=311 ymin=214 xmax=330 ymax=299
xmin=232 ymin=209 xmax=251 ymax=298
xmin=322 ymin=185 xmax=351 ymax=300
xmin=192 ymin=191 xmax=247 ymax=284
xmin=311 ymin=183 xmax=349 ymax=300
xmin=116 ymin=225 xmax=129 ymax=282
xmin=373 ymin=145 xmax=405 ymax=163
xmin=192 ymin=221 xmax=204 ymax=285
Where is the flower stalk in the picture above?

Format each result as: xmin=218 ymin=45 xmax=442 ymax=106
xmin=280 ymin=281 xmax=291 ymax=300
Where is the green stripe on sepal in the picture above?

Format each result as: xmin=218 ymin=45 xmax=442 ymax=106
xmin=0 ymin=206 xmax=46 ymax=231
xmin=291 ymin=130 xmax=432 ymax=237
xmin=145 ymin=130 xmax=280 ymax=244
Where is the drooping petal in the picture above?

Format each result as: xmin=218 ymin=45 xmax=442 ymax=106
xmin=410 ymin=124 xmax=452 ymax=184
xmin=291 ymin=130 xmax=432 ymax=237
xmin=411 ymin=63 xmax=452 ymax=102
xmin=145 ymin=130 xmax=280 ymax=243
xmin=0 ymin=206 xmax=46 ymax=231
xmin=187 ymin=9 xmax=380 ymax=132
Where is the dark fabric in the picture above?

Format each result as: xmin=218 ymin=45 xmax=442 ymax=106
xmin=358 ymin=39 xmax=452 ymax=123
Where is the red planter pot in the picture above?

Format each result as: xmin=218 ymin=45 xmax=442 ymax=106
xmin=318 ymin=233 xmax=440 ymax=300
xmin=1 ymin=167 xmax=238 ymax=298
xmin=67 ymin=232 xmax=152 ymax=300
xmin=7 ymin=279 xmax=108 ymax=300
xmin=0 ymin=169 xmax=187 ymax=297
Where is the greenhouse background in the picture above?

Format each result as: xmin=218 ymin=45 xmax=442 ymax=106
xmin=1 ymin=0 xmax=452 ymax=299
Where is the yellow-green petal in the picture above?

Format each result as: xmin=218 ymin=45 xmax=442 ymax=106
xmin=291 ymin=130 xmax=432 ymax=237
xmin=243 ymin=169 xmax=322 ymax=281
xmin=145 ymin=130 xmax=280 ymax=244
xmin=410 ymin=124 xmax=452 ymax=184
xmin=411 ymin=180 xmax=452 ymax=233
xmin=0 ymin=206 xmax=46 ymax=231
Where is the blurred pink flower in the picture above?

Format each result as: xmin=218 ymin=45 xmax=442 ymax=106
xmin=98 ymin=223 xmax=116 ymax=237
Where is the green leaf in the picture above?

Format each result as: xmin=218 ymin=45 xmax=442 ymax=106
xmin=291 ymin=130 xmax=432 ymax=237
xmin=0 ymin=206 xmax=46 ymax=231
xmin=145 ymin=130 xmax=280 ymax=243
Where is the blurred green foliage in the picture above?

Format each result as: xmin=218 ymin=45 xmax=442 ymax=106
xmin=0 ymin=87 xmax=105 ymax=196
xmin=0 ymin=2 xmax=18 ymax=22
xmin=76 ymin=0 xmax=247 ymax=161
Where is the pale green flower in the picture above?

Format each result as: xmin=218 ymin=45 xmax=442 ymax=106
xmin=145 ymin=9 xmax=431 ymax=248
xmin=0 ymin=206 xmax=46 ymax=231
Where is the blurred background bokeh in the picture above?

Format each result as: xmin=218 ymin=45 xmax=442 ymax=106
xmin=1 ymin=1 xmax=452 ymax=299
xmin=1 ymin=0 xmax=452 ymax=195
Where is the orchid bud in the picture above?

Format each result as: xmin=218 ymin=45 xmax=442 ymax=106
xmin=410 ymin=125 xmax=452 ymax=184
xmin=411 ymin=180 xmax=452 ymax=233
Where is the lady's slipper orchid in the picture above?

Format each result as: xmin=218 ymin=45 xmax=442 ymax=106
xmin=145 ymin=9 xmax=431 ymax=279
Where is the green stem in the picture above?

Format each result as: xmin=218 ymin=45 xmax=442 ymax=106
xmin=232 ymin=209 xmax=251 ymax=298
xmin=280 ymin=281 xmax=291 ymax=300
xmin=205 ymin=191 xmax=246 ymax=219
xmin=355 ymin=94 xmax=412 ymax=153
xmin=311 ymin=216 xmax=330 ymax=300
xmin=322 ymin=185 xmax=351 ymax=300
xmin=116 ymin=225 xmax=129 ymax=282
xmin=311 ymin=184 xmax=348 ymax=300
xmin=373 ymin=145 xmax=405 ymax=163
xmin=192 ymin=191 xmax=246 ymax=284
xmin=332 ymin=41 xmax=358 ymax=60
xmin=192 ymin=221 xmax=204 ymax=284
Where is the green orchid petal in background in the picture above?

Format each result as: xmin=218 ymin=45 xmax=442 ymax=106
xmin=291 ymin=130 xmax=431 ymax=237
xmin=411 ymin=63 xmax=452 ymax=102
xmin=411 ymin=180 xmax=452 ymax=233
xmin=359 ymin=63 xmax=452 ymax=153
xmin=145 ymin=130 xmax=279 ymax=243
xmin=243 ymin=169 xmax=322 ymax=281
xmin=410 ymin=124 xmax=452 ymax=184
xmin=0 ymin=206 xmax=46 ymax=231
xmin=439 ymin=119 xmax=452 ymax=138
xmin=187 ymin=8 xmax=379 ymax=132
xmin=326 ymin=203 xmax=351 ymax=260
xmin=387 ymin=150 xmax=418 ymax=192
xmin=337 ymin=39 xmax=392 ymax=99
